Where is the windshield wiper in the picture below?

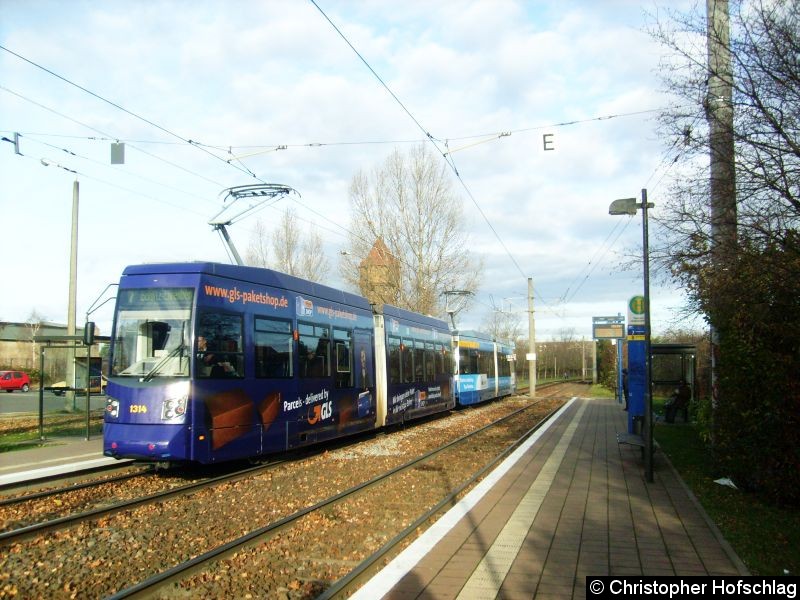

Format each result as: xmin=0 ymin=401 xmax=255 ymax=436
xmin=142 ymin=342 xmax=187 ymax=382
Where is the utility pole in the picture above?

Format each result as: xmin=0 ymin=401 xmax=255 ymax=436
xmin=642 ymin=189 xmax=655 ymax=483
xmin=706 ymin=0 xmax=736 ymax=420
xmin=66 ymin=179 xmax=79 ymax=412
xmin=581 ymin=337 xmax=586 ymax=379
xmin=528 ymin=277 xmax=536 ymax=398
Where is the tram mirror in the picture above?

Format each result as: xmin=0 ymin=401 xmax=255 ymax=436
xmin=150 ymin=321 xmax=171 ymax=351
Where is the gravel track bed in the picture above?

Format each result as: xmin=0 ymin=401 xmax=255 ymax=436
xmin=0 ymin=384 xmax=584 ymax=599
xmin=0 ymin=471 xmax=203 ymax=532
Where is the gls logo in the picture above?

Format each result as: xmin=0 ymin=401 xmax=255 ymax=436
xmin=307 ymin=401 xmax=333 ymax=424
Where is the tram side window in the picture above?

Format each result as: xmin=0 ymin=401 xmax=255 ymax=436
xmin=469 ymin=350 xmax=480 ymax=374
xmin=458 ymin=349 xmax=468 ymax=374
xmin=439 ymin=343 xmax=452 ymax=376
xmin=388 ymin=336 xmax=402 ymax=384
xmin=413 ymin=340 xmax=425 ymax=382
xmin=424 ymin=342 xmax=435 ymax=381
xmin=401 ymin=338 xmax=414 ymax=383
xmin=334 ymin=328 xmax=352 ymax=388
xmin=500 ymin=355 xmax=512 ymax=377
xmin=479 ymin=351 xmax=494 ymax=376
xmin=460 ymin=349 xmax=479 ymax=374
xmin=196 ymin=312 xmax=244 ymax=378
xmin=299 ymin=322 xmax=330 ymax=378
xmin=254 ymin=317 xmax=293 ymax=378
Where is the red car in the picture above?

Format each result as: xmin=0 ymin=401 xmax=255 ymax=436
xmin=0 ymin=370 xmax=31 ymax=393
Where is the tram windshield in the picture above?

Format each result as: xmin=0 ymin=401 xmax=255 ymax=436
xmin=111 ymin=288 xmax=194 ymax=378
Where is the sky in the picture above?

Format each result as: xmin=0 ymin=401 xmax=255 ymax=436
xmin=0 ymin=0 xmax=704 ymax=342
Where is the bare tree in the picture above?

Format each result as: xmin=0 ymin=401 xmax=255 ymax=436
xmin=245 ymin=208 xmax=330 ymax=283
xmin=272 ymin=208 xmax=302 ymax=274
xmin=556 ymin=328 xmax=583 ymax=378
xmin=649 ymin=0 xmax=800 ymax=278
xmin=341 ymin=144 xmax=482 ymax=316
xmin=244 ymin=219 xmax=270 ymax=268
xmin=481 ymin=309 xmax=523 ymax=344
xmin=294 ymin=226 xmax=329 ymax=283
xmin=26 ymin=310 xmax=46 ymax=370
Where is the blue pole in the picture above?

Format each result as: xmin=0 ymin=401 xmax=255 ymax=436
xmin=616 ymin=341 xmax=623 ymax=404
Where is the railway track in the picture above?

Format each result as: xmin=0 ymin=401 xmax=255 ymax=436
xmin=0 ymin=405 xmax=491 ymax=538
xmin=320 ymin=400 xmax=565 ymax=600
xmin=0 ymin=381 xmax=569 ymax=527
xmin=0 ymin=383 xmax=584 ymax=599
xmin=0 ymin=467 xmax=151 ymax=508
xmin=0 ymin=459 xmax=292 ymax=545
xmin=110 ymin=389 xmax=576 ymax=598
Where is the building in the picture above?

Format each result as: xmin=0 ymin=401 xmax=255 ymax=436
xmin=358 ymin=238 xmax=401 ymax=308
xmin=0 ymin=321 xmax=102 ymax=382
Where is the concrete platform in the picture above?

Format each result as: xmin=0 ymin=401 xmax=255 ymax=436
xmin=0 ymin=396 xmax=749 ymax=598
xmin=0 ymin=436 xmax=121 ymax=487
xmin=353 ymin=396 xmax=749 ymax=600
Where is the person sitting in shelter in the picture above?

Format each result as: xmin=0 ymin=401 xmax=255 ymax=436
xmin=664 ymin=380 xmax=691 ymax=423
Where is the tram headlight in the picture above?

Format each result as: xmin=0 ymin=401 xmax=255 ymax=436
xmin=105 ymin=398 xmax=119 ymax=419
xmin=161 ymin=395 xmax=188 ymax=421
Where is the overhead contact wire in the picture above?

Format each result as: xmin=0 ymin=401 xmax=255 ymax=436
xmin=0 ymin=45 xmax=259 ymax=181
xmin=310 ymin=0 xmax=528 ymax=282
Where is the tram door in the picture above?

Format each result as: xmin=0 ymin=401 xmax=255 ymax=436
xmin=349 ymin=330 xmax=373 ymax=424
xmin=353 ymin=330 xmax=374 ymax=391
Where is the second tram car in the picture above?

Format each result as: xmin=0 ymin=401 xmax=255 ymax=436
xmin=452 ymin=330 xmax=516 ymax=405
xmin=377 ymin=305 xmax=455 ymax=425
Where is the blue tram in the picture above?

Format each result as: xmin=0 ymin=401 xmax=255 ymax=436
xmin=103 ymin=262 xmax=454 ymax=464
xmin=376 ymin=305 xmax=455 ymax=425
xmin=452 ymin=330 xmax=516 ymax=405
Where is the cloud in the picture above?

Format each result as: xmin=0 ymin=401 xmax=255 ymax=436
xmin=0 ymin=0 xmax=696 ymax=340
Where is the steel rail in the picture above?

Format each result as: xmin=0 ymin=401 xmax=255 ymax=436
xmin=318 ymin=402 xmax=566 ymax=599
xmin=106 ymin=393 xmax=563 ymax=599
xmin=0 ymin=459 xmax=289 ymax=545
xmin=0 ymin=466 xmax=152 ymax=507
xmin=0 ymin=389 xmax=518 ymax=541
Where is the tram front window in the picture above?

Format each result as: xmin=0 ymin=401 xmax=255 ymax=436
xmin=111 ymin=288 xmax=193 ymax=378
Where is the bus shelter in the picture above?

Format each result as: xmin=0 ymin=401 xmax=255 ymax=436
xmin=651 ymin=343 xmax=697 ymax=408
xmin=33 ymin=327 xmax=106 ymax=441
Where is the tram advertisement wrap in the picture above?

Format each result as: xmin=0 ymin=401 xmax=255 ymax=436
xmin=203 ymin=283 xmax=289 ymax=309
xmin=458 ymin=374 xmax=488 ymax=392
xmin=389 ymin=386 xmax=442 ymax=414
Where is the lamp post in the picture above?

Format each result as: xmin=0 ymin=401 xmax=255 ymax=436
xmin=609 ymin=188 xmax=654 ymax=483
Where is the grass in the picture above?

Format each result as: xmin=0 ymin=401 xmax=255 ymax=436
xmin=0 ymin=412 xmax=103 ymax=452
xmin=589 ymin=384 xmax=615 ymax=399
xmin=654 ymin=417 xmax=800 ymax=576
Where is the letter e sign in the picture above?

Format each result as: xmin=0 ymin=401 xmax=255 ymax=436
xmin=542 ymin=133 xmax=555 ymax=151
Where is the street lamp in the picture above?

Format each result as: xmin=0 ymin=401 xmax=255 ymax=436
xmin=609 ymin=188 xmax=655 ymax=483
